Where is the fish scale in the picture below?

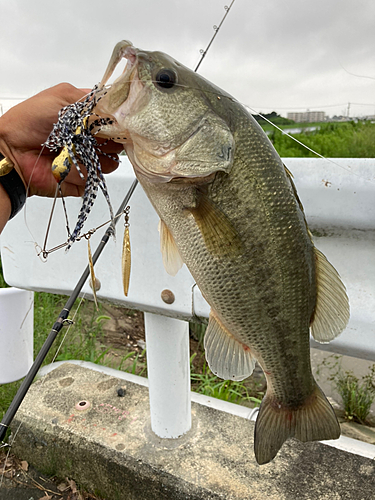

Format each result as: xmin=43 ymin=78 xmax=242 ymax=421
xmin=93 ymin=41 xmax=349 ymax=465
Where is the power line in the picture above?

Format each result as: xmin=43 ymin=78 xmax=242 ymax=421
xmin=252 ymin=102 xmax=374 ymax=111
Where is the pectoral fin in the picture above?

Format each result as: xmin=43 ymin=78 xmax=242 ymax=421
xmin=204 ymin=310 xmax=256 ymax=381
xmin=188 ymin=194 xmax=242 ymax=257
xmin=158 ymin=219 xmax=184 ymax=276
xmin=310 ymin=248 xmax=350 ymax=343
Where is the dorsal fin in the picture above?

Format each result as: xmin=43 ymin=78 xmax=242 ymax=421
xmin=310 ymin=248 xmax=350 ymax=343
xmin=283 ymin=163 xmax=307 ymax=216
xmin=204 ymin=310 xmax=256 ymax=381
xmin=158 ymin=219 xmax=184 ymax=276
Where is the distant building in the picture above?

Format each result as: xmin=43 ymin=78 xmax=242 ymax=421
xmin=287 ymin=111 xmax=326 ymax=123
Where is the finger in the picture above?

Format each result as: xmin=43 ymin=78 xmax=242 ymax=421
xmin=96 ymin=140 xmax=124 ymax=155
xmin=64 ymin=163 xmax=88 ymax=185
xmin=98 ymin=153 xmax=120 ymax=173
xmin=59 ymin=181 xmax=85 ymax=198
xmin=48 ymin=83 xmax=87 ymax=105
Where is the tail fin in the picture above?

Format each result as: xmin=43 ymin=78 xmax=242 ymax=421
xmin=254 ymin=383 xmax=340 ymax=465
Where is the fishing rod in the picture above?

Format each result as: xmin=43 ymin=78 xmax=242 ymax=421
xmin=0 ymin=179 xmax=137 ymax=444
xmin=0 ymin=0 xmax=237 ymax=447
xmin=195 ymin=0 xmax=236 ymax=72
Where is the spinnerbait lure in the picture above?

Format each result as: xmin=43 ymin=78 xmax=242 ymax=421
xmin=43 ymin=86 xmax=118 ymax=249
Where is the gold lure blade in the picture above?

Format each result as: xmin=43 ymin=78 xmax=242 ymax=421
xmin=0 ymin=157 xmax=14 ymax=176
xmin=122 ymin=226 xmax=131 ymax=297
xmin=88 ymin=238 xmax=99 ymax=310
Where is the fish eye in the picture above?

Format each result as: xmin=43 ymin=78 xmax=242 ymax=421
xmin=155 ymin=69 xmax=177 ymax=89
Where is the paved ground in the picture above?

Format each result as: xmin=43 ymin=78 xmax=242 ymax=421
xmin=1 ymin=309 xmax=374 ymax=499
xmin=6 ymin=362 xmax=375 ymax=500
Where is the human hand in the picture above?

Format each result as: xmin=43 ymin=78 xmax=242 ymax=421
xmin=0 ymin=83 xmax=123 ymax=198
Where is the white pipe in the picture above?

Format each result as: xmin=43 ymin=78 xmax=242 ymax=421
xmin=144 ymin=312 xmax=191 ymax=438
xmin=0 ymin=288 xmax=34 ymax=383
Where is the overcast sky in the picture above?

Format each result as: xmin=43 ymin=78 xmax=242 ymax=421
xmin=1 ymin=0 xmax=374 ymax=118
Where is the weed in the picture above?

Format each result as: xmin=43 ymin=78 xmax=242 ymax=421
xmin=119 ymin=349 xmax=147 ymax=376
xmin=0 ymin=293 xmax=110 ymax=419
xmin=269 ymin=120 xmax=375 ymax=158
xmin=190 ymin=355 xmax=262 ymax=406
xmin=54 ymin=304 xmax=107 ymax=364
xmin=317 ymin=354 xmax=375 ymax=424
xmin=189 ymin=319 xmax=207 ymax=347
xmin=336 ymin=371 xmax=374 ymax=423
xmin=0 ymin=258 xmax=9 ymax=288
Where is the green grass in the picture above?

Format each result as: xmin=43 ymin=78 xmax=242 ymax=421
xmin=0 ymin=258 xmax=9 ymax=288
xmin=317 ymin=355 xmax=375 ymax=424
xmin=336 ymin=371 xmax=375 ymax=423
xmin=0 ymin=255 xmax=262 ymax=425
xmin=0 ymin=281 xmax=146 ymax=421
xmin=261 ymin=121 xmax=324 ymax=133
xmin=189 ymin=319 xmax=208 ymax=347
xmin=267 ymin=120 xmax=375 ymax=158
xmin=190 ymin=354 xmax=263 ymax=407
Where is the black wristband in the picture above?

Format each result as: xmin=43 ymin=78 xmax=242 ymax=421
xmin=0 ymin=152 xmax=27 ymax=219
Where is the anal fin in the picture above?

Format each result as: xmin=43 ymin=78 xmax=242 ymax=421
xmin=204 ymin=310 xmax=256 ymax=381
xmin=158 ymin=219 xmax=184 ymax=276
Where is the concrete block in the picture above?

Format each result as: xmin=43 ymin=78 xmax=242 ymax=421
xmin=10 ymin=363 xmax=375 ymax=500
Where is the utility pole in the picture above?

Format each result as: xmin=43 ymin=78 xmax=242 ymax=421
xmin=347 ymin=102 xmax=351 ymax=118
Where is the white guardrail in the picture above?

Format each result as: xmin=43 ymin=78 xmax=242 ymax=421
xmin=1 ymin=157 xmax=375 ymax=439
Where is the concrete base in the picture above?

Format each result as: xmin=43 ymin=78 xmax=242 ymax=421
xmin=10 ymin=363 xmax=375 ymax=500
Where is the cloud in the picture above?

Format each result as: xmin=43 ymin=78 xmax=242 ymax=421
xmin=1 ymin=0 xmax=374 ymax=117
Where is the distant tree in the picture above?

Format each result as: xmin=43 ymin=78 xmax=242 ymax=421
xmin=253 ymin=111 xmax=295 ymax=126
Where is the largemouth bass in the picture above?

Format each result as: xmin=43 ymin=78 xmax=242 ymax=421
xmin=93 ymin=41 xmax=350 ymax=464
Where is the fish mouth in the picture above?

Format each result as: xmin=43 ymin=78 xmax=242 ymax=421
xmin=99 ymin=40 xmax=137 ymax=89
xmin=93 ymin=41 xmax=139 ymax=129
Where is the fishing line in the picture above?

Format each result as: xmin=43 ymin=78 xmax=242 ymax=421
xmin=29 ymin=2 xmax=239 ymax=257
xmin=48 ymin=294 xmax=86 ymax=365
xmin=337 ymin=59 xmax=375 ymax=81
xmin=242 ymin=104 xmax=372 ymax=182
xmin=0 ymin=0 xmax=232 ymax=461
xmin=30 ymin=76 xmax=375 ymax=257
xmin=22 ymin=89 xmax=98 ymax=247
xmin=0 ymin=1 xmax=238 ymax=468
xmin=0 ymin=179 xmax=138 ymax=446
xmin=0 ymin=296 xmax=83 ymax=488
xmin=0 ymin=423 xmax=21 ymax=489
xmin=242 ymin=105 xmax=374 ymax=182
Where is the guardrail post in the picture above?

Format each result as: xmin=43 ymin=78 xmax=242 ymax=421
xmin=144 ymin=312 xmax=191 ymax=438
